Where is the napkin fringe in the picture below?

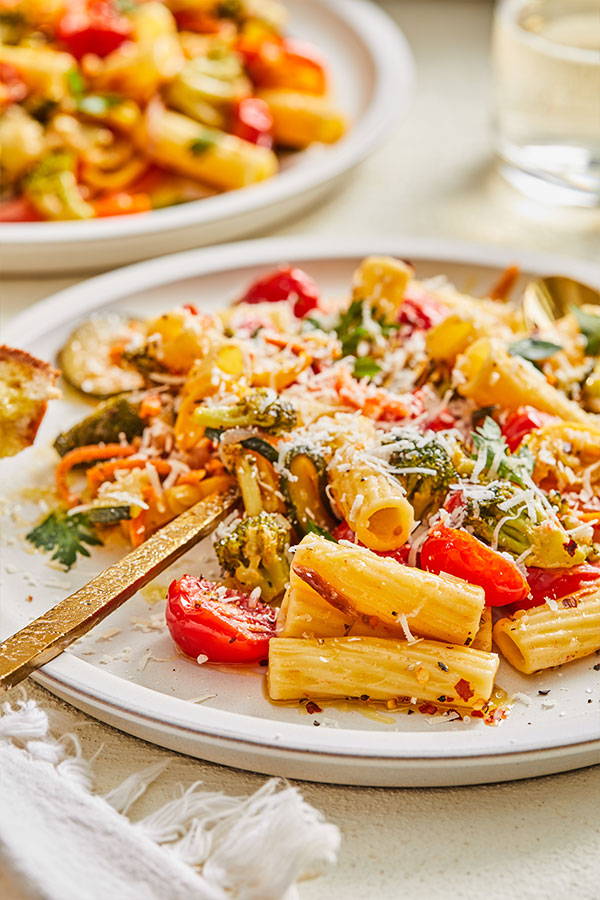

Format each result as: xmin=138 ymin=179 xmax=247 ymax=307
xmin=0 ymin=698 xmax=340 ymax=900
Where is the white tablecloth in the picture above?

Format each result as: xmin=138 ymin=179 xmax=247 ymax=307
xmin=2 ymin=2 xmax=599 ymax=897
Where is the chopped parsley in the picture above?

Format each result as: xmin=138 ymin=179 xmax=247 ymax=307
xmin=67 ymin=68 xmax=85 ymax=98
xmin=572 ymin=306 xmax=600 ymax=356
xmin=77 ymin=93 xmax=122 ymax=116
xmin=26 ymin=510 xmax=102 ymax=570
xmin=352 ymin=356 xmax=382 ymax=379
xmin=471 ymin=416 xmax=534 ymax=487
xmin=508 ymin=337 xmax=562 ymax=364
xmin=189 ymin=136 xmax=217 ymax=156
xmin=334 ymin=299 xmax=397 ymax=358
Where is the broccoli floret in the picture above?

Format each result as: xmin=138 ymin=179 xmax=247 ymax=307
xmin=463 ymin=480 xmax=590 ymax=567
xmin=214 ymin=511 xmax=291 ymax=601
xmin=25 ymin=151 xmax=94 ymax=220
xmin=195 ymin=388 xmax=296 ymax=435
xmin=386 ymin=432 xmax=456 ymax=519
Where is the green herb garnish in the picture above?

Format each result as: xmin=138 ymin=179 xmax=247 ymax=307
xmin=304 ymin=316 xmax=324 ymax=331
xmin=334 ymin=299 xmax=368 ymax=356
xmin=77 ymin=93 xmax=122 ymax=116
xmin=334 ymin=298 xmax=397 ymax=358
xmin=571 ymin=306 xmax=600 ymax=356
xmin=352 ymin=356 xmax=382 ymax=379
xmin=67 ymin=68 xmax=85 ymax=97
xmin=509 ymin=337 xmax=562 ymax=363
xmin=471 ymin=416 xmax=534 ymax=487
xmin=26 ymin=510 xmax=102 ymax=570
xmin=305 ymin=519 xmax=336 ymax=542
xmin=189 ymin=136 xmax=217 ymax=155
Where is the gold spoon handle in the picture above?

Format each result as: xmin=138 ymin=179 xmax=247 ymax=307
xmin=0 ymin=488 xmax=239 ymax=689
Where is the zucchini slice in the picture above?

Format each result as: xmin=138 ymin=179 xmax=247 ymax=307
xmin=59 ymin=316 xmax=145 ymax=397
xmin=240 ymin=436 xmax=279 ymax=463
xmin=204 ymin=430 xmax=279 ymax=464
xmin=54 ymin=395 xmax=145 ymax=457
xmin=88 ymin=505 xmax=133 ymax=525
xmin=281 ymin=445 xmax=337 ymax=535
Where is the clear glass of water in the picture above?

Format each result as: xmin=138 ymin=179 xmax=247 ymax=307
xmin=492 ymin=0 xmax=600 ymax=206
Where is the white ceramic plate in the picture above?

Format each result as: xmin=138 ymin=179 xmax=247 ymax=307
xmin=2 ymin=237 xmax=599 ymax=787
xmin=0 ymin=0 xmax=413 ymax=276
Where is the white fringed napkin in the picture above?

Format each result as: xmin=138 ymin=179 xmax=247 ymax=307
xmin=0 ymin=698 xmax=340 ymax=900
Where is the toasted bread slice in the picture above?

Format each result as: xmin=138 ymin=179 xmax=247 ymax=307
xmin=0 ymin=346 xmax=60 ymax=458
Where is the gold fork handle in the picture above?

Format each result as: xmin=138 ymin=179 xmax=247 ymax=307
xmin=0 ymin=488 xmax=239 ymax=689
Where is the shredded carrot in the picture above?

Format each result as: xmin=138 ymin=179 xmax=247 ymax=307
xmin=333 ymin=368 xmax=412 ymax=422
xmin=126 ymin=485 xmax=155 ymax=548
xmin=139 ymin=394 xmax=162 ymax=419
xmin=86 ymin=457 xmax=172 ymax=495
xmin=489 ymin=265 xmax=520 ymax=301
xmin=263 ymin=332 xmax=307 ymax=355
xmin=56 ymin=443 xmax=137 ymax=506
xmin=108 ymin=343 xmax=126 ymax=366
xmin=175 ymin=468 xmax=207 ymax=486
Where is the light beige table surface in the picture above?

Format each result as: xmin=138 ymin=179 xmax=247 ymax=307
xmin=2 ymin=2 xmax=599 ymax=898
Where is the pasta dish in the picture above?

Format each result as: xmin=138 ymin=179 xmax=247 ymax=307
xmin=0 ymin=0 xmax=345 ymax=221
xmin=25 ymin=256 xmax=600 ymax=721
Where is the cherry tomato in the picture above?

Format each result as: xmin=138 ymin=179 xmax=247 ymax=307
xmin=0 ymin=196 xmax=42 ymax=222
xmin=239 ymin=266 xmax=320 ymax=318
xmin=332 ymin=521 xmax=411 ymax=565
xmin=501 ymin=406 xmax=551 ymax=452
xmin=0 ymin=62 xmax=28 ymax=106
xmin=420 ymin=523 xmax=529 ymax=607
xmin=238 ymin=35 xmax=327 ymax=95
xmin=508 ymin=564 xmax=600 ymax=612
xmin=166 ymin=575 xmax=277 ymax=663
xmin=92 ymin=191 xmax=151 ymax=217
xmin=57 ymin=0 xmax=132 ymax=59
xmin=399 ymin=288 xmax=446 ymax=332
xmin=231 ymin=97 xmax=273 ymax=149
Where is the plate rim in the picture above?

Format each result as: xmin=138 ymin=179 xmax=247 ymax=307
xmin=5 ymin=235 xmax=600 ymax=765
xmin=0 ymin=0 xmax=414 ymax=245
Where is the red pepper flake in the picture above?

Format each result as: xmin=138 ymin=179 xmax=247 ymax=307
xmin=454 ymin=678 xmax=474 ymax=702
xmin=418 ymin=702 xmax=438 ymax=715
xmin=484 ymin=707 xmax=507 ymax=725
xmin=470 ymin=709 xmax=484 ymax=718
xmin=562 ymin=597 xmax=578 ymax=608
xmin=306 ymin=701 xmax=322 ymax=715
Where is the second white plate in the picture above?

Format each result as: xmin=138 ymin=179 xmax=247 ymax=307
xmin=0 ymin=0 xmax=413 ymax=275
xmin=2 ymin=237 xmax=599 ymax=786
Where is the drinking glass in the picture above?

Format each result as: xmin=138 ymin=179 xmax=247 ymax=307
xmin=492 ymin=0 xmax=600 ymax=206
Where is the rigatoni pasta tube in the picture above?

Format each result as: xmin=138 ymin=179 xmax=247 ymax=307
xmin=277 ymin=571 xmax=393 ymax=639
xmin=456 ymin=337 xmax=592 ymax=424
xmin=292 ymin=535 xmax=485 ymax=645
xmin=493 ymin=588 xmax=600 ymax=674
xmin=268 ymin=637 xmax=499 ymax=708
xmin=141 ymin=104 xmax=278 ymax=190
xmin=257 ymin=89 xmax=346 ymax=148
xmin=472 ymin=607 xmax=493 ymax=652
xmin=328 ymin=447 xmax=414 ymax=551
